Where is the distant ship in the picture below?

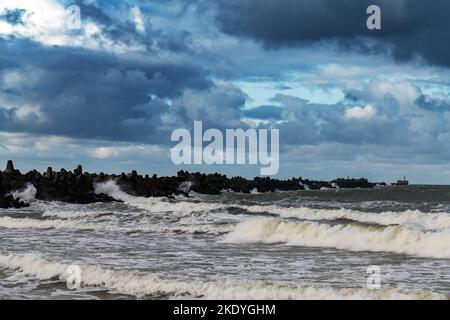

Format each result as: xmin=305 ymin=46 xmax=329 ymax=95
xmin=393 ymin=177 xmax=409 ymax=186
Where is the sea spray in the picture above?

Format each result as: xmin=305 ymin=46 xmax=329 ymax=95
xmin=94 ymin=181 xmax=224 ymax=214
xmin=178 ymin=181 xmax=194 ymax=194
xmin=10 ymin=184 xmax=37 ymax=204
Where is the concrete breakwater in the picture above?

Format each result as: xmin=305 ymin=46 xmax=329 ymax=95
xmin=0 ymin=160 xmax=377 ymax=208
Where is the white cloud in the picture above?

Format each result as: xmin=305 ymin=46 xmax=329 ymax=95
xmin=89 ymin=145 xmax=164 ymax=159
xmin=368 ymin=80 xmax=419 ymax=110
xmin=90 ymin=147 xmax=120 ymax=159
xmin=0 ymin=0 xmax=145 ymax=53
xmin=0 ymin=0 xmax=66 ymax=42
xmin=344 ymin=105 xmax=376 ymax=121
xmin=319 ymin=64 xmax=369 ymax=78
xmin=13 ymin=103 xmax=45 ymax=121
xmin=131 ymin=6 xmax=145 ymax=34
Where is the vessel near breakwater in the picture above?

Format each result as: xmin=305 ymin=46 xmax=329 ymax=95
xmin=0 ymin=160 xmax=381 ymax=209
xmin=392 ymin=177 xmax=410 ymax=186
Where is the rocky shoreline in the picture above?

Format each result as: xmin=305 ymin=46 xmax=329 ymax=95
xmin=0 ymin=160 xmax=380 ymax=209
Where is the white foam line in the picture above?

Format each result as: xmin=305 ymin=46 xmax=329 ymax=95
xmin=0 ymin=252 xmax=446 ymax=300
xmin=0 ymin=217 xmax=232 ymax=235
xmin=242 ymin=206 xmax=450 ymax=231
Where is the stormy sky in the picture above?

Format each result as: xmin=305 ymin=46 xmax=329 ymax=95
xmin=1 ymin=0 xmax=450 ymax=183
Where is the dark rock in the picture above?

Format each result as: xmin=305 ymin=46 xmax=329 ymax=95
xmin=0 ymin=160 xmax=380 ymax=208
xmin=5 ymin=160 xmax=14 ymax=175
xmin=332 ymin=178 xmax=375 ymax=189
xmin=74 ymin=165 xmax=83 ymax=176
xmin=45 ymin=167 xmax=53 ymax=178
xmin=0 ymin=194 xmax=29 ymax=209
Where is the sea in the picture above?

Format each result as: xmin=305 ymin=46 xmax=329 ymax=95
xmin=0 ymin=181 xmax=449 ymax=300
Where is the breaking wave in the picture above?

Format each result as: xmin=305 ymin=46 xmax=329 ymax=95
xmin=0 ymin=216 xmax=232 ymax=235
xmin=95 ymin=181 xmax=450 ymax=232
xmin=11 ymin=184 xmax=37 ymax=203
xmin=95 ymin=181 xmax=223 ymax=215
xmin=0 ymin=216 xmax=108 ymax=231
xmin=224 ymin=218 xmax=450 ymax=259
xmin=0 ymin=252 xmax=446 ymax=300
xmin=242 ymin=206 xmax=450 ymax=231
xmin=93 ymin=181 xmax=450 ymax=257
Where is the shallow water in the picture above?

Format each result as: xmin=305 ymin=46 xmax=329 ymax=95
xmin=0 ymin=183 xmax=449 ymax=300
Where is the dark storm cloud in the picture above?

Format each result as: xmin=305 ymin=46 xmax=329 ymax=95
xmin=0 ymin=38 xmax=238 ymax=144
xmin=212 ymin=0 xmax=450 ymax=67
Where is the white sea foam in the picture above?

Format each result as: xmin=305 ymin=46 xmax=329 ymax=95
xmin=0 ymin=216 xmax=231 ymax=235
xmin=0 ymin=216 xmax=103 ymax=231
xmin=0 ymin=252 xmax=446 ymax=300
xmin=95 ymin=181 xmax=450 ymax=232
xmin=94 ymin=180 xmax=132 ymax=200
xmin=11 ymin=184 xmax=37 ymax=203
xmin=94 ymin=181 xmax=450 ymax=260
xmin=224 ymin=218 xmax=450 ymax=259
xmin=178 ymin=181 xmax=194 ymax=193
xmin=242 ymin=206 xmax=450 ymax=231
xmin=42 ymin=210 xmax=111 ymax=219
xmin=95 ymin=181 xmax=223 ymax=215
